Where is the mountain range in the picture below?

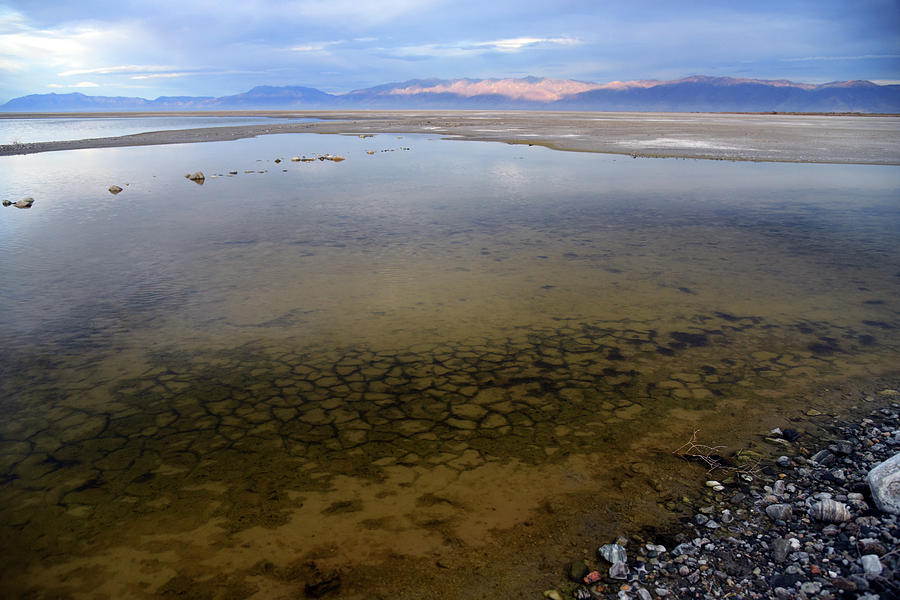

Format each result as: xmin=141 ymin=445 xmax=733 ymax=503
xmin=2 ymin=76 xmax=898 ymax=113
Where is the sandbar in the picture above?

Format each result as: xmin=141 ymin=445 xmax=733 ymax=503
xmin=1 ymin=110 xmax=899 ymax=164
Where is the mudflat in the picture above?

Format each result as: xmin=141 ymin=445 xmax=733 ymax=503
xmin=2 ymin=110 xmax=899 ymax=164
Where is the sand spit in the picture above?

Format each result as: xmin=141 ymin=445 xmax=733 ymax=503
xmin=1 ymin=110 xmax=899 ymax=164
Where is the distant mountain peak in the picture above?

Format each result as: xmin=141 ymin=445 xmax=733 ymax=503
xmin=382 ymin=77 xmax=602 ymax=102
xmin=2 ymin=75 xmax=897 ymax=113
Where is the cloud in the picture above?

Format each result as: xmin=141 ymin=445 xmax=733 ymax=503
xmin=781 ymin=54 xmax=900 ymax=62
xmin=130 ymin=72 xmax=192 ymax=80
xmin=47 ymin=81 xmax=100 ymax=88
xmin=58 ymin=64 xmax=178 ymax=76
xmin=386 ymin=36 xmax=580 ymax=59
xmin=476 ymin=36 xmax=581 ymax=52
xmin=290 ymin=40 xmax=344 ymax=53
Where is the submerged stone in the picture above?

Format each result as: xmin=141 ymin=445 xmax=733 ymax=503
xmin=599 ymin=543 xmax=627 ymax=564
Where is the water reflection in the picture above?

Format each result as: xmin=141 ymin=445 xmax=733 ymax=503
xmin=0 ymin=133 xmax=898 ymax=598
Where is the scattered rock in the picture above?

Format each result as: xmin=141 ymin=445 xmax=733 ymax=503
xmin=291 ymin=156 xmax=301 ymax=162
xmin=540 ymin=401 xmax=900 ymax=600
xmin=186 ymin=171 xmax=205 ymax=183
xmin=274 ymin=158 xmax=281 ymax=163
xmin=543 ymin=591 xmax=563 ymax=600
xmin=14 ymin=196 xmax=34 ymax=208
xmin=2 ymin=199 xmax=11 ymax=206
xmin=109 ymin=185 xmax=123 ymax=194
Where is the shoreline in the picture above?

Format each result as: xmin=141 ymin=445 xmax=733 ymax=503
xmin=539 ymin=381 xmax=900 ymax=600
xmin=356 ymin=374 xmax=900 ymax=600
xmin=1 ymin=110 xmax=899 ymax=165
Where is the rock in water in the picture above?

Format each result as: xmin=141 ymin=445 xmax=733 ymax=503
xmin=808 ymin=499 xmax=851 ymax=523
xmin=109 ymin=185 xmax=123 ymax=194
xmin=186 ymin=171 xmax=205 ymax=183
xmin=1 ymin=199 xmax=11 ymax=206
xmin=568 ymin=559 xmax=589 ymax=582
xmin=291 ymin=156 xmax=301 ymax=162
xmin=599 ymin=543 xmax=627 ymax=564
xmin=609 ymin=561 xmax=630 ymax=580
xmin=543 ymin=591 xmax=563 ymax=600
xmin=14 ymin=196 xmax=34 ymax=208
xmin=867 ymin=452 xmax=900 ymax=514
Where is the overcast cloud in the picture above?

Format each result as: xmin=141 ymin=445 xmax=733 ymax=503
xmin=0 ymin=0 xmax=898 ymax=102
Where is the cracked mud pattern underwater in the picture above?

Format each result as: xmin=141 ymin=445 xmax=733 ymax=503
xmin=0 ymin=135 xmax=898 ymax=598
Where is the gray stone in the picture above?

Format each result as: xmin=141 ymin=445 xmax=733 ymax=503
xmin=867 ymin=452 xmax=900 ymax=514
xmin=599 ymin=543 xmax=627 ymax=564
xmin=800 ymin=582 xmax=822 ymax=594
xmin=765 ymin=503 xmax=792 ymax=521
xmin=13 ymin=196 xmax=34 ymax=208
xmin=672 ymin=542 xmax=698 ymax=557
xmin=860 ymin=554 xmax=883 ymax=579
xmin=772 ymin=537 xmax=791 ymax=563
xmin=810 ymin=449 xmax=834 ymax=466
xmin=636 ymin=588 xmax=652 ymax=600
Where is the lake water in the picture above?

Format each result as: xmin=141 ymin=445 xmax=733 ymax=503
xmin=0 ymin=115 xmax=318 ymax=144
xmin=1 ymin=131 xmax=899 ymax=598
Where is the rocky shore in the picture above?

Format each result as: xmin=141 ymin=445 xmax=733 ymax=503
xmin=546 ymin=393 xmax=900 ymax=600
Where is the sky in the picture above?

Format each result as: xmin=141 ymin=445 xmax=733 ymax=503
xmin=1 ymin=0 xmax=898 ymax=103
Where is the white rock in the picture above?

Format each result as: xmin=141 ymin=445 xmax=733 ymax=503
xmin=861 ymin=554 xmax=883 ymax=578
xmin=867 ymin=452 xmax=900 ymax=514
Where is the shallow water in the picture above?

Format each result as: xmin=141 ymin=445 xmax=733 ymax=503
xmin=1 ymin=133 xmax=899 ymax=598
xmin=0 ymin=115 xmax=317 ymax=144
